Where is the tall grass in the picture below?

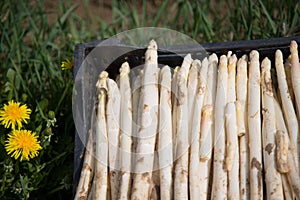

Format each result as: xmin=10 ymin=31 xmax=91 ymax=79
xmin=0 ymin=0 xmax=299 ymax=198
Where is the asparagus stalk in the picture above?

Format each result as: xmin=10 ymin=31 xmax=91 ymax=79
xmin=290 ymin=40 xmax=300 ymax=164
xmin=197 ymin=54 xmax=217 ymax=199
xmin=225 ymin=102 xmax=240 ymax=200
xmin=94 ymin=71 xmax=109 ymax=200
xmin=74 ymin=129 xmax=95 ymax=200
xmin=131 ymin=40 xmax=159 ymax=200
xmin=131 ymin=70 xmax=143 ymax=170
xmin=174 ymin=70 xmax=189 ymax=200
xmin=152 ymin=68 xmax=161 ymax=198
xmin=248 ymin=50 xmax=263 ymax=200
xmin=261 ymin=57 xmax=284 ymax=199
xmin=188 ymin=59 xmax=199 ymax=146
xmin=172 ymin=66 xmax=180 ymax=161
xmin=211 ymin=55 xmax=228 ymax=200
xmin=225 ymin=54 xmax=239 ymax=199
xmin=274 ymin=100 xmax=300 ymax=199
xmin=174 ymin=54 xmax=192 ymax=200
xmin=106 ymin=78 xmax=121 ymax=200
xmin=189 ymin=58 xmax=207 ymax=200
xmin=275 ymin=49 xmax=299 ymax=168
xmin=236 ymin=56 xmax=249 ymax=200
xmin=198 ymin=105 xmax=213 ymax=199
xmin=118 ymin=62 xmax=132 ymax=200
xmin=158 ymin=65 xmax=173 ymax=200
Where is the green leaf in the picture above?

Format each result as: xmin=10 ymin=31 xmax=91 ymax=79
xmin=258 ymin=0 xmax=277 ymax=34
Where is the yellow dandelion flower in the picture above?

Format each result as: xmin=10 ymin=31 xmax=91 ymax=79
xmin=0 ymin=100 xmax=31 ymax=130
xmin=5 ymin=129 xmax=42 ymax=161
xmin=61 ymin=58 xmax=74 ymax=70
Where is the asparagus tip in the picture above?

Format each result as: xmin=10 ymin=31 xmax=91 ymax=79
xmin=148 ymin=39 xmax=158 ymax=50
xmin=250 ymin=50 xmax=259 ymax=60
xmin=227 ymin=51 xmax=232 ymax=59
xmin=290 ymin=40 xmax=298 ymax=54
xmin=191 ymin=59 xmax=201 ymax=71
xmin=219 ymin=55 xmax=228 ymax=69
xmin=120 ymin=62 xmax=130 ymax=74
xmin=99 ymin=71 xmax=109 ymax=79
xmin=209 ymin=53 xmax=218 ymax=63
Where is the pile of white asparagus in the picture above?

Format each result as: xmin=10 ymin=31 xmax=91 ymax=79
xmin=74 ymin=40 xmax=300 ymax=200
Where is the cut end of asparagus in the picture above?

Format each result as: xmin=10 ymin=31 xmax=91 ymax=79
xmin=120 ymin=62 xmax=130 ymax=75
xmin=290 ymin=40 xmax=298 ymax=55
xmin=250 ymin=50 xmax=259 ymax=61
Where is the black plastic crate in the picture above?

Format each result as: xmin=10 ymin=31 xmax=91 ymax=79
xmin=72 ymin=35 xmax=300 ymax=195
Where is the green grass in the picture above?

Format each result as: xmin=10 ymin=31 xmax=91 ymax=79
xmin=0 ymin=0 xmax=299 ymax=199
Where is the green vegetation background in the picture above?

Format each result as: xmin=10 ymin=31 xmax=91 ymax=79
xmin=0 ymin=0 xmax=299 ymax=199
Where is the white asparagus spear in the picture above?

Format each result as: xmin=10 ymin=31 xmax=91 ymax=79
xmin=174 ymin=54 xmax=192 ymax=200
xmin=158 ymin=65 xmax=173 ymax=200
xmin=131 ymin=40 xmax=159 ymax=200
xmin=211 ymin=55 xmax=228 ymax=200
xmin=198 ymin=105 xmax=213 ymax=199
xmin=290 ymin=40 xmax=300 ymax=164
xmin=275 ymin=49 xmax=299 ymax=168
xmin=106 ymin=78 xmax=121 ymax=200
xmin=225 ymin=102 xmax=240 ymax=200
xmin=187 ymin=59 xmax=199 ymax=146
xmin=94 ymin=71 xmax=108 ymax=200
xmin=226 ymin=54 xmax=239 ymax=199
xmin=200 ymin=54 xmax=217 ymax=200
xmin=236 ymin=56 xmax=249 ymax=200
xmin=118 ymin=62 xmax=132 ymax=200
xmin=189 ymin=58 xmax=207 ymax=200
xmin=248 ymin=50 xmax=263 ymax=200
xmin=227 ymin=54 xmax=237 ymax=103
xmin=132 ymin=70 xmax=143 ymax=170
xmin=152 ymin=68 xmax=161 ymax=198
xmin=174 ymin=69 xmax=189 ymax=200
xmin=172 ymin=66 xmax=180 ymax=161
xmin=74 ymin=129 xmax=95 ymax=200
xmin=274 ymin=100 xmax=300 ymax=199
xmin=261 ymin=57 xmax=284 ymax=199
